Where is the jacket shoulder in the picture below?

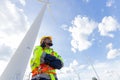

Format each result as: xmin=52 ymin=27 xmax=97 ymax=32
xmin=35 ymin=45 xmax=42 ymax=49
xmin=34 ymin=46 xmax=42 ymax=51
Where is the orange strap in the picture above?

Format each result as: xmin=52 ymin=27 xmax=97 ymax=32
xmin=32 ymin=64 xmax=56 ymax=77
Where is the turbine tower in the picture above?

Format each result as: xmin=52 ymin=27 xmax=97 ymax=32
xmin=0 ymin=1 xmax=48 ymax=80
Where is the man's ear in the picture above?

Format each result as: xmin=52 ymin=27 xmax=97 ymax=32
xmin=41 ymin=42 xmax=46 ymax=48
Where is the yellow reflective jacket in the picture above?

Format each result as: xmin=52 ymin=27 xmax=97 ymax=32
xmin=30 ymin=46 xmax=63 ymax=78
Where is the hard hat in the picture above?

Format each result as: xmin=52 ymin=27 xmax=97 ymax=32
xmin=40 ymin=36 xmax=52 ymax=45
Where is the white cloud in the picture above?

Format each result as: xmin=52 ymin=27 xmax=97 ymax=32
xmin=98 ymin=16 xmax=120 ymax=38
xmin=69 ymin=15 xmax=97 ymax=52
xmin=69 ymin=60 xmax=79 ymax=69
xmin=106 ymin=43 xmax=113 ymax=49
xmin=57 ymin=59 xmax=87 ymax=80
xmin=0 ymin=1 xmax=29 ymax=34
xmin=61 ymin=24 xmax=68 ymax=31
xmin=106 ymin=43 xmax=120 ymax=59
xmin=106 ymin=0 xmax=114 ymax=7
xmin=107 ymin=49 xmax=120 ymax=59
xmin=71 ymin=48 xmax=77 ymax=53
xmin=19 ymin=0 xmax=26 ymax=6
xmin=0 ymin=32 xmax=25 ymax=50
xmin=69 ymin=16 xmax=120 ymax=53
xmin=57 ymin=60 xmax=120 ymax=80
xmin=58 ymin=59 xmax=86 ymax=73
xmin=0 ymin=0 xmax=29 ymax=60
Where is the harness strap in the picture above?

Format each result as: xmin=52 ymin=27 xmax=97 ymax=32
xmin=32 ymin=64 xmax=56 ymax=77
xmin=32 ymin=73 xmax=50 ymax=79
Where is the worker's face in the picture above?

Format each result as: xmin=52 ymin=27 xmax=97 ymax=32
xmin=44 ymin=38 xmax=53 ymax=47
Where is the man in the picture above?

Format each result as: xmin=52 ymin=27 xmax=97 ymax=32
xmin=30 ymin=36 xmax=63 ymax=80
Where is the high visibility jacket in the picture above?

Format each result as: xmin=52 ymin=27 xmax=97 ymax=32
xmin=30 ymin=46 xmax=63 ymax=80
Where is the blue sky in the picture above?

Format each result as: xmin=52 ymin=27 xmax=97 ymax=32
xmin=0 ymin=0 xmax=120 ymax=80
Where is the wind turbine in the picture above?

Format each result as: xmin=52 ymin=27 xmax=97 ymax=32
xmin=0 ymin=0 xmax=49 ymax=80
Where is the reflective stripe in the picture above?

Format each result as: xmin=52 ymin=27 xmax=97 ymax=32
xmin=32 ymin=73 xmax=50 ymax=79
xmin=49 ymin=74 xmax=55 ymax=80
